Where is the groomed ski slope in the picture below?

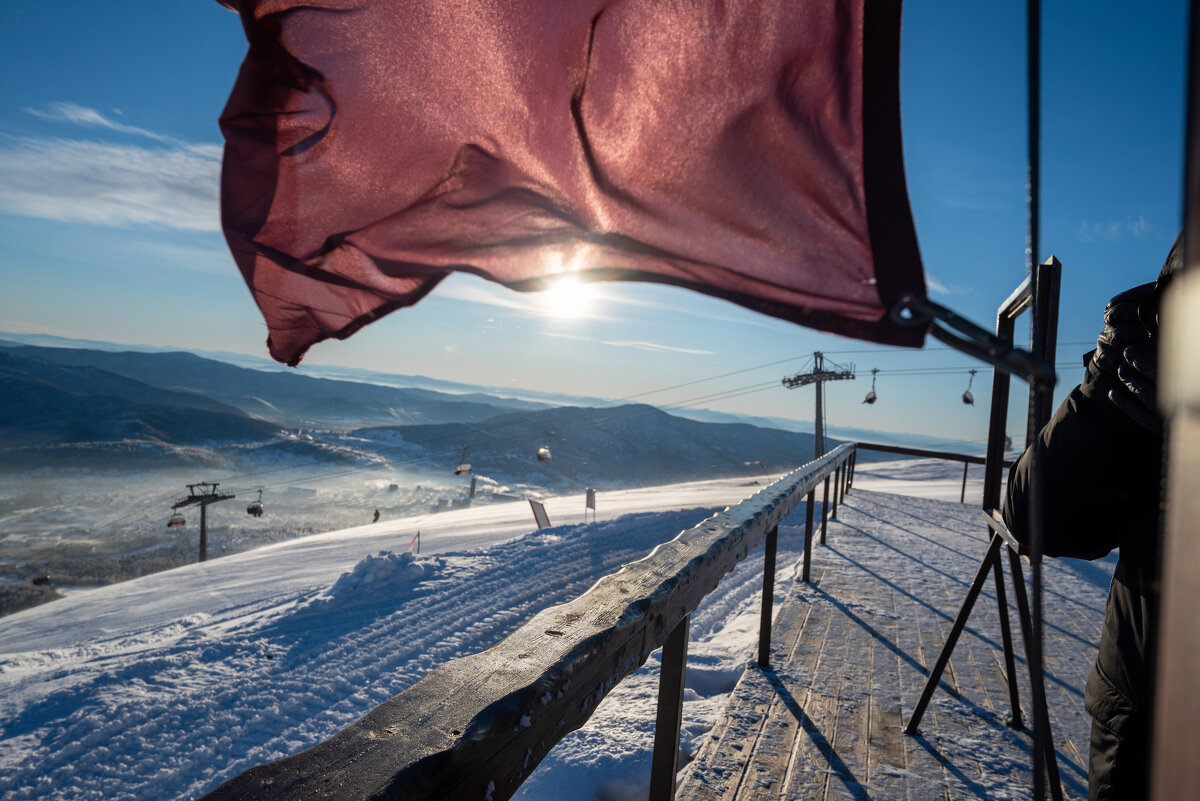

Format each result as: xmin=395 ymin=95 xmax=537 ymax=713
xmin=0 ymin=461 xmax=1109 ymax=800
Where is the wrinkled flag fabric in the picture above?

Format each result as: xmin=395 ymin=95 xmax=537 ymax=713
xmin=219 ymin=0 xmax=926 ymax=365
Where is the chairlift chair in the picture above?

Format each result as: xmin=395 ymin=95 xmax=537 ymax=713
xmin=167 ymin=512 xmax=186 ymax=528
xmin=863 ymin=368 xmax=879 ymax=404
xmin=962 ymin=369 xmax=978 ymax=405
xmin=246 ymin=489 xmax=264 ymax=517
xmin=537 ymin=431 xmax=554 ymax=462
xmin=454 ymin=446 xmax=472 ymax=476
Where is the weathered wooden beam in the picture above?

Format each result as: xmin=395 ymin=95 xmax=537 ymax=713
xmin=649 ymin=615 xmax=690 ymax=801
xmin=199 ymin=447 xmax=856 ymax=801
xmin=757 ymin=526 xmax=778 ymax=668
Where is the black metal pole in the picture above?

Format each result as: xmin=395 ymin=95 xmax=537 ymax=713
xmin=961 ymin=462 xmax=970 ymax=504
xmin=650 ymin=616 xmax=690 ymax=801
xmin=906 ymin=534 xmax=1003 ymax=734
xmin=820 ymin=476 xmax=830 ymax=545
xmin=199 ymin=501 xmax=207 ymax=563
xmin=1027 ymin=0 xmax=1046 ymax=786
xmin=802 ymin=491 xmax=815 ymax=583
xmin=993 ymin=555 xmax=1024 ymax=729
xmin=831 ymin=466 xmax=840 ymax=520
xmin=758 ymin=526 xmax=779 ymax=668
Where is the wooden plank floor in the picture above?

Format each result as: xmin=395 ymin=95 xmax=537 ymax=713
xmin=677 ymin=489 xmax=1108 ymax=800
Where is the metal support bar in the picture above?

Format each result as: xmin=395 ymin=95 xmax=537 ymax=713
xmin=650 ymin=615 xmax=690 ymax=801
xmin=820 ymin=476 xmax=830 ymax=545
xmin=906 ymin=534 xmax=1002 ymax=734
xmin=802 ymin=491 xmax=816 ymax=583
xmin=758 ymin=526 xmax=779 ymax=668
xmin=199 ymin=503 xmax=208 ymax=562
xmin=961 ymin=462 xmax=970 ymax=504
xmin=1008 ymin=547 xmax=1064 ymax=799
xmin=893 ymin=295 xmax=1055 ymax=385
xmin=831 ymin=466 xmax=840 ymax=520
xmin=992 ymin=553 xmax=1024 ymax=729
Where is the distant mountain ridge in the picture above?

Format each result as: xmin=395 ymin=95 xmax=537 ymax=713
xmin=0 ymin=330 xmax=988 ymax=456
xmin=0 ymin=342 xmax=547 ymax=429
xmin=0 ymin=350 xmax=278 ymax=449
xmin=352 ymin=403 xmax=831 ymax=490
xmin=0 ymin=337 xmax=941 ymax=481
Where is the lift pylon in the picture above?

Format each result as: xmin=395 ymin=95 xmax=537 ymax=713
xmin=172 ymin=482 xmax=235 ymax=562
xmin=782 ymin=352 xmax=855 ymax=458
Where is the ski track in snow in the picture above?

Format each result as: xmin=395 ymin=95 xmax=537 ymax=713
xmin=2 ymin=506 xmax=748 ymax=800
xmin=0 ymin=461 xmax=1105 ymax=800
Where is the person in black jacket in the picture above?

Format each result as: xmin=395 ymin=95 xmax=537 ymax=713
xmin=1004 ymin=234 xmax=1179 ymax=800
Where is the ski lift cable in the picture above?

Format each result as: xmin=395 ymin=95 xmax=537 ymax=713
xmin=202 ymin=357 xmax=819 ymax=487
xmin=821 ymin=340 xmax=1093 ymax=356
xmin=213 ymin=379 xmax=792 ymax=493
xmin=226 ymin=356 xmax=1008 ymax=492
xmin=204 ymin=346 xmax=1035 ymax=489
xmin=127 ymin=359 xmax=1012 ymax=517
xmin=207 ymin=372 xmax=792 ymax=490
xmin=86 ymin=350 xmax=1046 ymax=532
xmin=211 ymin=361 xmax=1002 ymax=494
xmin=200 ymin=351 xmax=1049 ymax=495
xmin=204 ymin=334 xmax=1096 ymax=489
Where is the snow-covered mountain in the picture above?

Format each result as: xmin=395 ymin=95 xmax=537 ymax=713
xmin=0 ymin=464 xmax=1105 ymax=801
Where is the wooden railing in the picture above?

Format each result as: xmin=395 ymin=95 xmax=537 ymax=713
xmin=854 ymin=441 xmax=1015 ymax=503
xmin=199 ymin=444 xmax=857 ymax=801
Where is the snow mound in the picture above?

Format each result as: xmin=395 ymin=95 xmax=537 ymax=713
xmin=328 ymin=551 xmax=436 ymax=598
xmin=296 ymin=551 xmax=440 ymax=615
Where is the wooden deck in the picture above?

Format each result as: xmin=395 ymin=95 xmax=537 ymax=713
xmin=678 ymin=489 xmax=1108 ymax=800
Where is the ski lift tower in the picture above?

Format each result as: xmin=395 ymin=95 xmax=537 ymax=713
xmin=172 ymin=482 xmax=235 ymax=562
xmin=782 ymin=352 xmax=855 ymax=459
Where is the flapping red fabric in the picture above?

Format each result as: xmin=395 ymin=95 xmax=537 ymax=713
xmin=219 ymin=0 xmax=926 ymax=365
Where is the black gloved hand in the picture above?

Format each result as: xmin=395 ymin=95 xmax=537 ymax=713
xmin=1110 ymin=340 xmax=1158 ymax=432
xmin=1084 ymin=282 xmax=1161 ymax=433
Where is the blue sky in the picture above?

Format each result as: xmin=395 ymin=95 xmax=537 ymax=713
xmin=0 ymin=1 xmax=1188 ymax=447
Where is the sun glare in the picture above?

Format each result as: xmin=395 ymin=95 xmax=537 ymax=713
xmin=543 ymin=275 xmax=593 ymax=318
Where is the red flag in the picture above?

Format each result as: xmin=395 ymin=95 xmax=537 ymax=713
xmin=219 ymin=0 xmax=925 ymax=365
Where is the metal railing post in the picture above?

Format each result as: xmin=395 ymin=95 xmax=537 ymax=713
xmin=757 ymin=526 xmax=779 ymax=667
xmin=802 ymin=491 xmax=816 ymax=582
xmin=820 ymin=476 xmax=830 ymax=544
xmin=960 ymin=462 xmax=970 ymax=504
xmin=831 ymin=466 xmax=840 ymax=519
xmin=650 ymin=616 xmax=690 ymax=801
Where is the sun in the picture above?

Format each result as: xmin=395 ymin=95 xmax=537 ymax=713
xmin=542 ymin=275 xmax=593 ymax=318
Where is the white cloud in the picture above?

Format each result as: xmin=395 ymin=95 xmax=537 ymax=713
xmin=435 ymin=279 xmax=546 ymax=313
xmin=545 ymin=330 xmax=710 ymax=355
xmin=0 ymin=137 xmax=220 ymax=231
xmin=1074 ymin=215 xmax=1157 ymax=243
xmin=436 ymin=276 xmax=619 ymax=321
xmin=544 ymin=331 xmax=592 ymax=342
xmin=599 ymin=339 xmax=712 ymax=355
xmin=26 ymin=102 xmax=174 ymax=143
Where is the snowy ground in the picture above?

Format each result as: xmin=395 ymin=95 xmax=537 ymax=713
xmin=850 ymin=457 xmax=1004 ymax=505
xmin=0 ymin=460 xmax=1101 ymax=800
